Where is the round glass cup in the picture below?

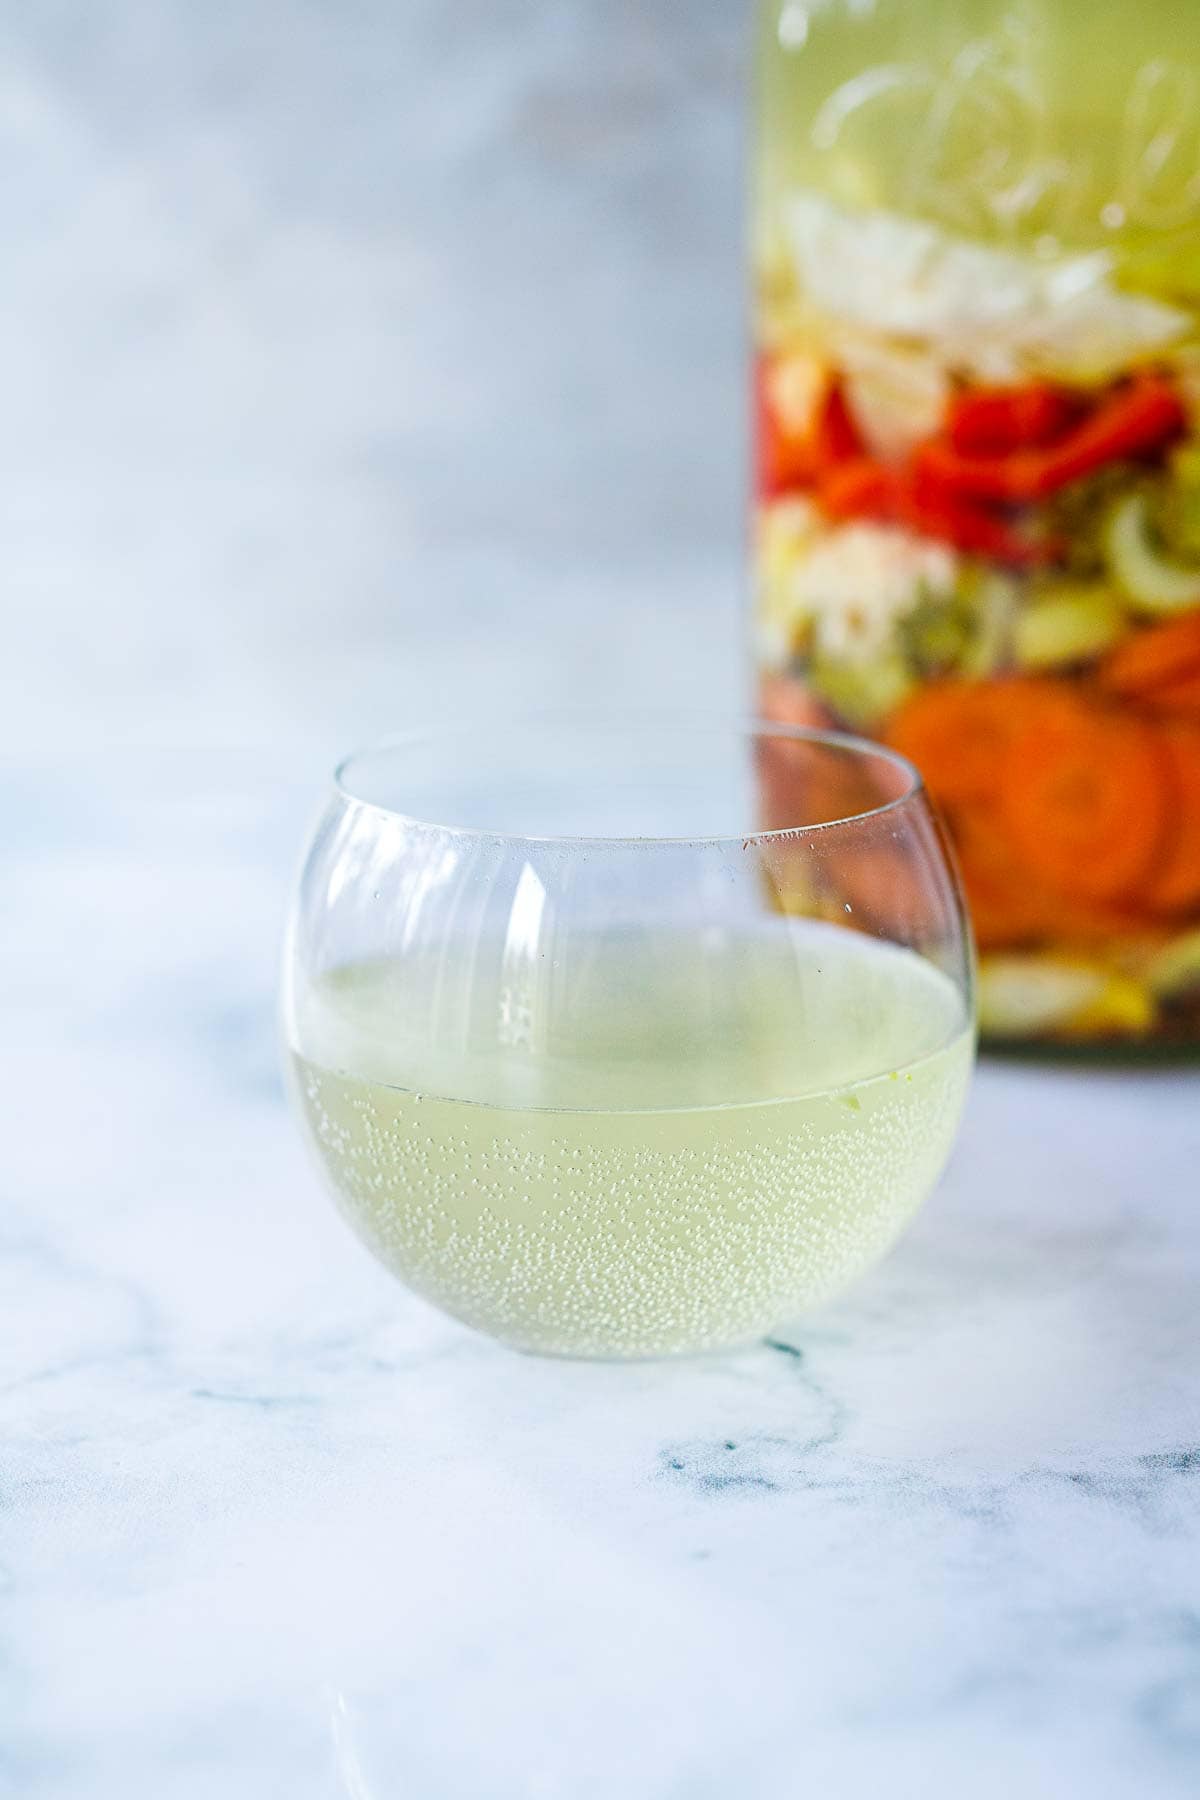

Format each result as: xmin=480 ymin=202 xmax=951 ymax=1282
xmin=282 ymin=715 xmax=975 ymax=1358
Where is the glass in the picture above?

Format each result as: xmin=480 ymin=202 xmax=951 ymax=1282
xmin=281 ymin=717 xmax=974 ymax=1358
xmin=753 ymin=0 xmax=1200 ymax=1052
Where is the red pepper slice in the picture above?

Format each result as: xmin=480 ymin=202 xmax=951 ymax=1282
xmin=815 ymin=454 xmax=1061 ymax=565
xmin=1036 ymin=374 xmax=1186 ymax=488
xmin=948 ymin=384 xmax=1078 ymax=454
xmin=918 ymin=374 xmax=1185 ymax=503
xmin=817 ymin=457 xmax=904 ymax=521
xmin=811 ymin=384 xmax=863 ymax=474
xmin=756 ymin=356 xmax=814 ymax=498
xmin=757 ymin=369 xmax=867 ymax=500
xmin=904 ymin=486 xmax=1061 ymax=565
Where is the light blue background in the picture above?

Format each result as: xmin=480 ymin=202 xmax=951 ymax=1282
xmin=3 ymin=1 xmax=748 ymax=752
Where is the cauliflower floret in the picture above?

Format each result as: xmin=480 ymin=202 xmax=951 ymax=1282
xmin=838 ymin=333 xmax=950 ymax=463
xmin=785 ymin=194 xmax=1191 ymax=385
xmin=764 ymin=350 xmax=829 ymax=439
xmin=756 ymin=497 xmax=824 ymax=667
xmin=792 ymin=522 xmax=958 ymax=664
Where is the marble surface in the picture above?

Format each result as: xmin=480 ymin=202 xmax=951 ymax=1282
xmin=6 ymin=753 xmax=1200 ymax=1799
xmin=5 ymin=6 xmax=1200 ymax=1791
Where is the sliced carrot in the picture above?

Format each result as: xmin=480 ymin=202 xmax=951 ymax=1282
xmin=951 ymin=811 xmax=1155 ymax=947
xmin=950 ymin=812 xmax=1053 ymax=948
xmin=1046 ymin=895 xmax=1158 ymax=948
xmin=886 ymin=680 xmax=1061 ymax=945
xmin=758 ymin=672 xmax=836 ymax=733
xmin=1148 ymin=724 xmax=1200 ymax=914
xmin=759 ymin=738 xmax=888 ymax=834
xmin=1142 ymin=668 xmax=1200 ymax=716
xmin=757 ymin=674 xmax=843 ymax=835
xmin=886 ymin=679 xmax=1040 ymax=809
xmin=888 ymin=679 xmax=1172 ymax=940
xmin=998 ymin=690 xmax=1172 ymax=904
xmin=819 ymin=836 xmax=950 ymax=942
xmin=1098 ymin=611 xmax=1200 ymax=700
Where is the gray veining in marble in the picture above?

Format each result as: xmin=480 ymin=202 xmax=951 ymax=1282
xmin=5 ymin=754 xmax=1200 ymax=1799
xmin=5 ymin=6 xmax=1200 ymax=1793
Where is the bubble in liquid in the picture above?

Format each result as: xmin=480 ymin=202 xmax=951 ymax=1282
xmin=292 ymin=1041 xmax=969 ymax=1358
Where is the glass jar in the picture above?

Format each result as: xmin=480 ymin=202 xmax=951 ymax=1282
xmin=752 ymin=0 xmax=1200 ymax=1050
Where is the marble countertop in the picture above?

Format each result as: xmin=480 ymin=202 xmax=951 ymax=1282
xmin=6 ymin=753 xmax=1200 ymax=1800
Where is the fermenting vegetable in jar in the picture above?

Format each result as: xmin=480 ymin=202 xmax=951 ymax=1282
xmin=753 ymin=0 xmax=1200 ymax=1049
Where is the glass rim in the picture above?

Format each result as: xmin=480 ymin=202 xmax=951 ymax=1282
xmin=332 ymin=711 xmax=925 ymax=849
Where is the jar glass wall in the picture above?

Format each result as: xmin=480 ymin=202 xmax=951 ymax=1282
xmin=753 ymin=0 xmax=1200 ymax=1050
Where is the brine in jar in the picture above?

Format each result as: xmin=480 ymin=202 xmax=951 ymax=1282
xmin=753 ymin=0 xmax=1200 ymax=1049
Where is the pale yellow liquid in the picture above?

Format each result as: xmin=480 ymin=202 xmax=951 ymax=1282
xmin=290 ymin=928 xmax=972 ymax=1357
xmin=756 ymin=0 xmax=1200 ymax=278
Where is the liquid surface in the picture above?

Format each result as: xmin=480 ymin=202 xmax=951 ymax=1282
xmin=290 ymin=928 xmax=972 ymax=1357
xmin=756 ymin=0 xmax=1200 ymax=270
